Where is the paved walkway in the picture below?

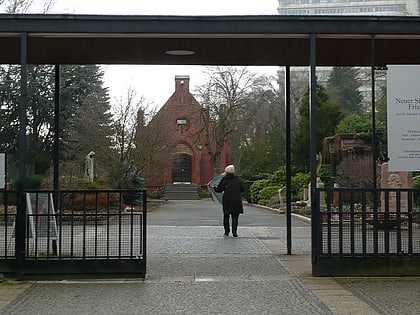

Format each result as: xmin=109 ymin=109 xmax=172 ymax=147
xmin=0 ymin=200 xmax=419 ymax=314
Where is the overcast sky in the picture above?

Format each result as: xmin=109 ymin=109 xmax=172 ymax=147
xmin=51 ymin=0 xmax=279 ymax=16
xmin=47 ymin=0 xmax=279 ymax=109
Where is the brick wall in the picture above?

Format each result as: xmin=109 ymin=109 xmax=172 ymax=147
xmin=142 ymin=75 xmax=229 ymax=189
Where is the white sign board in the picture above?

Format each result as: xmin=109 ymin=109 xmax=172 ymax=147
xmin=387 ymin=65 xmax=420 ymax=171
xmin=26 ymin=193 xmax=58 ymax=239
xmin=0 ymin=153 xmax=4 ymax=189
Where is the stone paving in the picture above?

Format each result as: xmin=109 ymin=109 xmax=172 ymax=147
xmin=337 ymin=278 xmax=420 ymax=315
xmin=0 ymin=200 xmax=419 ymax=314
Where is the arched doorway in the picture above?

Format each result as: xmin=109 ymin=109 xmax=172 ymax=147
xmin=172 ymin=154 xmax=192 ymax=183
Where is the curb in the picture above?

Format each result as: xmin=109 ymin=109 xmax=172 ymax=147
xmin=247 ymin=202 xmax=311 ymax=224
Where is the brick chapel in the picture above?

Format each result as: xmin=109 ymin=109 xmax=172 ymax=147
xmin=141 ymin=75 xmax=230 ymax=191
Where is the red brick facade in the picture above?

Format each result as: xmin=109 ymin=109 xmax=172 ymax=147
xmin=144 ymin=75 xmax=229 ymax=189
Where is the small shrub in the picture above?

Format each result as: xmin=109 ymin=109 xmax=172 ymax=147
xmin=267 ymin=167 xmax=286 ymax=185
xmin=34 ymin=152 xmax=51 ymax=175
xmin=259 ymin=185 xmax=282 ymax=202
xmin=413 ymin=175 xmax=420 ymax=208
xmin=149 ymin=189 xmax=163 ymax=199
xmin=249 ymin=179 xmax=269 ymax=203
xmin=25 ymin=174 xmax=43 ymax=190
xmin=242 ymin=180 xmax=253 ymax=203
xmin=291 ymin=172 xmax=310 ymax=201
xmin=199 ymin=189 xmax=211 ymax=199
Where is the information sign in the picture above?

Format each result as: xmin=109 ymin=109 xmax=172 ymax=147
xmin=26 ymin=193 xmax=58 ymax=239
xmin=387 ymin=65 xmax=420 ymax=171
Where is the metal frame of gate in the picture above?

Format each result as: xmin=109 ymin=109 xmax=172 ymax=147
xmin=312 ymin=188 xmax=420 ymax=276
xmin=0 ymin=189 xmax=147 ymax=280
xmin=296 ymin=34 xmax=420 ymax=276
xmin=3 ymin=15 xmax=420 ymax=277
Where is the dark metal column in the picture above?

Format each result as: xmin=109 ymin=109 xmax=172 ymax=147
xmin=16 ymin=32 xmax=28 ymax=280
xmin=371 ymin=35 xmax=379 ymax=254
xmin=285 ymin=66 xmax=292 ymax=255
xmin=371 ymin=36 xmax=377 ymax=189
xmin=53 ymin=65 xmax=60 ymax=191
xmin=52 ymin=65 xmax=60 ymax=256
xmin=309 ymin=33 xmax=318 ymax=275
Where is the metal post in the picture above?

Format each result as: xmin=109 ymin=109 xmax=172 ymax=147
xmin=371 ymin=36 xmax=377 ymax=189
xmin=16 ymin=32 xmax=28 ymax=280
xmin=371 ymin=35 xmax=379 ymax=254
xmin=53 ymin=65 xmax=60 ymax=192
xmin=142 ymin=190 xmax=147 ymax=276
xmin=53 ymin=65 xmax=60 ymax=256
xmin=309 ymin=33 xmax=318 ymax=275
xmin=285 ymin=66 xmax=292 ymax=255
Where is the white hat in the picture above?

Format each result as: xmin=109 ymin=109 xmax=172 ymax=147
xmin=225 ymin=165 xmax=235 ymax=174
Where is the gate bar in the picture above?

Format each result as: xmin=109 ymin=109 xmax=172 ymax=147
xmin=285 ymin=66 xmax=292 ymax=255
xmin=371 ymin=35 xmax=379 ymax=254
xmin=309 ymin=33 xmax=318 ymax=275
xmin=53 ymin=65 xmax=60 ymax=191
xmin=16 ymin=31 xmax=28 ymax=280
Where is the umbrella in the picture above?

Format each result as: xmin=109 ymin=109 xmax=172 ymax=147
xmin=207 ymin=173 xmax=225 ymax=204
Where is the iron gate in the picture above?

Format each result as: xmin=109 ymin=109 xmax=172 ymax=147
xmin=0 ymin=189 xmax=147 ymax=280
xmin=313 ymin=187 xmax=420 ymax=276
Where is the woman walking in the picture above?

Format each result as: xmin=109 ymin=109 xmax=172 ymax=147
xmin=215 ymin=165 xmax=244 ymax=237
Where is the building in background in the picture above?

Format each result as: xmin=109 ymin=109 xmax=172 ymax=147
xmin=139 ymin=75 xmax=229 ymax=192
xmin=277 ymin=0 xmax=419 ymax=16
xmin=277 ymin=0 xmax=419 ymax=109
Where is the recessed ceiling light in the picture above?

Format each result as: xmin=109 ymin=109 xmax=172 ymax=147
xmin=165 ymin=50 xmax=195 ymax=56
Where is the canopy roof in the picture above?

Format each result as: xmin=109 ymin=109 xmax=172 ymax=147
xmin=1 ymin=14 xmax=420 ymax=66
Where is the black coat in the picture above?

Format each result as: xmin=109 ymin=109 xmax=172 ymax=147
xmin=215 ymin=173 xmax=244 ymax=214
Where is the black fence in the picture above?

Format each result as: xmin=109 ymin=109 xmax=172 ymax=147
xmin=314 ymin=188 xmax=420 ymax=276
xmin=0 ymin=189 xmax=147 ymax=280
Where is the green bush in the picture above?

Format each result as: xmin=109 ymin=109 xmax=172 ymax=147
xmin=318 ymin=165 xmax=331 ymax=188
xmin=267 ymin=167 xmax=286 ymax=185
xmin=248 ymin=168 xmax=313 ymax=205
xmin=148 ymin=189 xmax=161 ymax=199
xmin=148 ymin=190 xmax=156 ymax=199
xmin=25 ymin=174 xmax=43 ymax=190
xmin=413 ymin=175 xmax=420 ymax=208
xmin=34 ymin=152 xmax=51 ymax=175
xmin=242 ymin=180 xmax=253 ymax=203
xmin=291 ymin=172 xmax=310 ymax=201
xmin=413 ymin=175 xmax=420 ymax=188
xmin=199 ymin=188 xmax=211 ymax=199
xmin=259 ymin=185 xmax=282 ymax=202
xmin=249 ymin=179 xmax=269 ymax=203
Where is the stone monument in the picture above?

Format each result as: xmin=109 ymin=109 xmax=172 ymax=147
xmin=380 ymin=162 xmax=412 ymax=212
xmin=84 ymin=151 xmax=95 ymax=182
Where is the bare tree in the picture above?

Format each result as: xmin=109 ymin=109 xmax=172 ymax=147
xmin=134 ymin=113 xmax=177 ymax=182
xmin=110 ymin=86 xmax=145 ymax=163
xmin=195 ymin=66 xmax=260 ymax=175
xmin=2 ymin=0 xmax=33 ymax=13
xmin=239 ymin=74 xmax=286 ymax=174
xmin=40 ymin=0 xmax=55 ymax=13
xmin=277 ymin=67 xmax=308 ymax=135
xmin=1 ymin=0 xmax=55 ymax=13
xmin=108 ymin=86 xmax=154 ymax=188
